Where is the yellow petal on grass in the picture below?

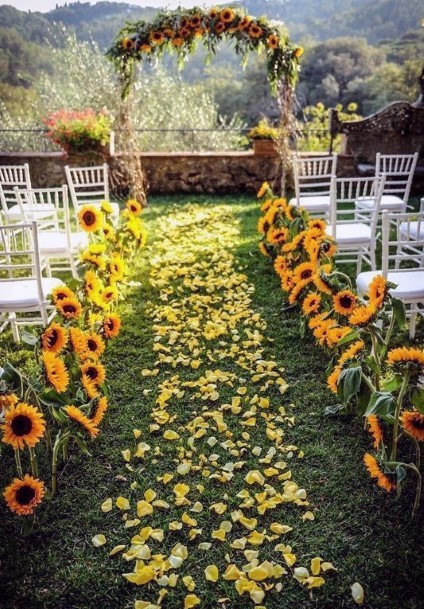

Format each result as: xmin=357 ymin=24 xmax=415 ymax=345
xmin=306 ymin=576 xmax=326 ymax=589
xmin=182 ymin=575 xmax=196 ymax=591
xmin=122 ymin=449 xmax=131 ymax=462
xmin=351 ymin=582 xmax=365 ymax=605
xmin=248 ymin=565 xmax=269 ymax=582
xmin=109 ymin=544 xmax=126 ymax=556
xmin=92 ymin=534 xmax=107 ymax=547
xmin=123 ymin=565 xmax=155 ymax=585
xmin=137 ymin=500 xmax=154 ymax=517
xmin=302 ymin=511 xmax=315 ymax=521
xmin=101 ymin=498 xmax=113 ymax=512
xmin=245 ymin=470 xmax=265 ymax=485
xmin=311 ymin=557 xmax=323 ymax=575
xmin=163 ymin=430 xmax=180 ymax=440
xmin=270 ymin=523 xmax=292 ymax=535
xmin=144 ymin=489 xmax=156 ymax=503
xmin=184 ymin=594 xmax=201 ymax=609
xmin=204 ymin=565 xmax=219 ymax=582
xmin=116 ymin=496 xmax=131 ymax=510
xmin=321 ymin=562 xmax=337 ymax=572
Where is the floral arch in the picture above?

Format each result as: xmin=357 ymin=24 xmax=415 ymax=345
xmin=107 ymin=6 xmax=303 ymax=200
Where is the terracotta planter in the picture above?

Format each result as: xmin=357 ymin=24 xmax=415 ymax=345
xmin=252 ymin=139 xmax=279 ymax=157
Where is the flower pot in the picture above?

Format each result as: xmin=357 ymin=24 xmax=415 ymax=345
xmin=252 ymin=139 xmax=279 ymax=157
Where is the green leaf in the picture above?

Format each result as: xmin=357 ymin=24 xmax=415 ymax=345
xmin=383 ymin=374 xmax=403 ymax=392
xmin=21 ymin=330 xmax=39 ymax=346
xmin=74 ymin=434 xmax=92 ymax=456
xmin=365 ymin=391 xmax=397 ymax=417
xmin=391 ymin=297 xmax=406 ymax=328
xmin=338 ymin=365 xmax=362 ymax=404
xmin=411 ymin=388 xmax=424 ymax=414
xmin=337 ymin=330 xmax=360 ymax=347
xmin=324 ymin=403 xmax=347 ymax=416
xmin=364 ymin=355 xmax=380 ymax=374
xmin=39 ymin=388 xmax=68 ymax=408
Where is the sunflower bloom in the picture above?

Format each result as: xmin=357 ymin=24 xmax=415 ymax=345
xmin=267 ymin=33 xmax=279 ymax=49
xmin=293 ymin=261 xmax=317 ymax=283
xmin=81 ymin=361 xmax=106 ymax=386
xmin=302 ymin=292 xmax=322 ymax=316
xmin=0 ymin=393 xmax=18 ymax=410
xmin=102 ymin=285 xmax=119 ymax=305
xmin=348 ymin=304 xmax=376 ymax=327
xmin=249 ymin=24 xmax=263 ymax=38
xmin=51 ymin=285 xmax=76 ymax=303
xmin=69 ymin=327 xmax=86 ymax=355
xmin=78 ymin=205 xmax=103 ymax=233
xmin=400 ymin=410 xmax=424 ymax=441
xmin=367 ymin=415 xmax=384 ymax=449
xmin=288 ymin=279 xmax=311 ymax=305
xmin=333 ymin=290 xmax=357 ymax=316
xmin=368 ymin=275 xmax=388 ymax=308
xmin=91 ymin=396 xmax=108 ymax=427
xmin=4 ymin=474 xmax=45 ymax=516
xmin=41 ymin=322 xmax=68 ymax=354
xmin=338 ymin=340 xmax=365 ymax=366
xmin=313 ymin=271 xmax=333 ymax=295
xmin=267 ymin=227 xmax=289 ymax=245
xmin=84 ymin=270 xmax=103 ymax=294
xmin=313 ymin=318 xmax=337 ymax=347
xmin=327 ymin=326 xmax=352 ymax=347
xmin=363 ymin=453 xmax=396 ymax=493
xmin=55 ymin=296 xmax=82 ymax=320
xmin=64 ymin=405 xmax=99 ymax=439
xmin=43 ymin=351 xmax=69 ymax=393
xmin=80 ymin=251 xmax=106 ymax=270
xmin=2 ymin=403 xmax=46 ymax=450
xmin=100 ymin=200 xmax=113 ymax=214
xmin=386 ymin=347 xmax=424 ymax=375
xmin=220 ymin=8 xmax=234 ymax=22
xmin=327 ymin=365 xmax=341 ymax=394
xmin=259 ymin=242 xmax=270 ymax=258
xmin=274 ymin=255 xmax=288 ymax=277
xmin=82 ymin=333 xmax=105 ymax=361
xmin=126 ymin=199 xmax=143 ymax=216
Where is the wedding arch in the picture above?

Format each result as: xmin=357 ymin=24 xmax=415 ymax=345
xmin=107 ymin=6 xmax=302 ymax=200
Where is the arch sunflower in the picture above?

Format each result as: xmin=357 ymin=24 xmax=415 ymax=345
xmin=107 ymin=6 xmax=303 ymax=199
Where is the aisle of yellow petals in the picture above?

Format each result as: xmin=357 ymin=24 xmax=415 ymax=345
xmin=97 ymin=204 xmax=336 ymax=608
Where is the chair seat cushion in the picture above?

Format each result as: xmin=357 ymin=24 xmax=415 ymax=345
xmin=326 ymin=223 xmax=371 ymax=244
xmin=355 ymin=195 xmax=404 ymax=211
xmin=288 ymin=195 xmax=330 ymax=212
xmin=6 ymin=203 xmax=55 ymax=220
xmin=38 ymin=231 xmax=89 ymax=254
xmin=399 ymin=221 xmax=424 ymax=239
xmin=0 ymin=278 xmax=63 ymax=311
xmin=357 ymin=270 xmax=424 ymax=300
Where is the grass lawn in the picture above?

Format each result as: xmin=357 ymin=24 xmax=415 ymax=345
xmin=0 ymin=194 xmax=423 ymax=609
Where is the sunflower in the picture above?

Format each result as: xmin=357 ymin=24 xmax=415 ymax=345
xmin=41 ymin=322 xmax=68 ymax=354
xmin=51 ymin=285 xmax=76 ymax=303
xmin=327 ymin=365 xmax=341 ymax=394
xmin=294 ymin=46 xmax=304 ymax=58
xmin=367 ymin=415 xmax=384 ymax=449
xmin=327 ymin=326 xmax=352 ymax=347
xmin=257 ymin=181 xmax=270 ymax=198
xmin=150 ymin=30 xmax=164 ymax=44
xmin=215 ymin=21 xmax=225 ymax=34
xmin=274 ymin=255 xmax=288 ymax=277
xmin=102 ymin=223 xmax=115 ymax=241
xmin=257 ymin=216 xmax=268 ymax=234
xmin=387 ymin=347 xmax=424 ymax=376
xmin=313 ymin=272 xmax=333 ymax=297
xmin=303 ymin=228 xmax=322 ymax=249
xmin=333 ymin=290 xmax=357 ymax=316
xmin=69 ymin=327 xmax=86 ymax=355
xmin=55 ymin=296 xmax=82 ymax=320
xmin=282 ymin=233 xmax=304 ymax=253
xmin=0 ymin=393 xmax=18 ymax=410
xmin=82 ymin=333 xmax=105 ymax=361
xmin=100 ymin=200 xmax=113 ymax=214
xmin=84 ymin=270 xmax=102 ymax=295
xmin=238 ymin=15 xmax=252 ymax=30
xmin=172 ymin=37 xmax=184 ymax=47
xmin=367 ymin=275 xmax=387 ymax=307
xmin=4 ymin=474 xmax=45 ymax=516
xmin=91 ymin=396 xmax=108 ymax=427
xmin=190 ymin=15 xmax=202 ymax=28
xmin=43 ymin=351 xmax=69 ymax=393
xmin=302 ymin=292 xmax=322 ymax=316
xmin=101 ymin=284 xmax=118 ymax=305
xmin=109 ymin=255 xmax=126 ymax=281
xmin=267 ymin=227 xmax=289 ymax=245
xmin=220 ymin=8 xmax=234 ymax=22
xmin=140 ymin=44 xmax=152 ymax=53
xmin=259 ymin=242 xmax=270 ymax=258
xmin=280 ymin=271 xmax=295 ymax=293
xmin=293 ymin=261 xmax=316 ymax=283
xmin=288 ymin=279 xmax=311 ymax=305
xmin=2 ymin=402 xmax=46 ymax=450
xmin=267 ymin=34 xmax=279 ymax=49
xmin=88 ymin=243 xmax=106 ymax=255
xmin=249 ymin=24 xmax=263 ymax=38
xmin=400 ymin=410 xmax=424 ymax=442
xmin=81 ymin=361 xmax=106 ymax=386
xmin=259 ymin=199 xmax=272 ymax=213
xmin=126 ymin=199 xmax=143 ymax=216
xmin=313 ymin=318 xmax=337 ymax=347
xmin=363 ymin=453 xmax=396 ymax=493
xmin=308 ymin=218 xmax=326 ymax=232
xmin=80 ymin=251 xmax=106 ymax=270
xmin=264 ymin=205 xmax=279 ymax=227
xmin=338 ymin=340 xmax=365 ymax=366
xmin=64 ymin=405 xmax=99 ymax=439
xmin=209 ymin=7 xmax=219 ymax=19
xmin=348 ymin=304 xmax=376 ymax=327
xmin=319 ymin=240 xmax=337 ymax=259
xmin=122 ymin=37 xmax=134 ymax=50
xmin=78 ymin=205 xmax=103 ymax=233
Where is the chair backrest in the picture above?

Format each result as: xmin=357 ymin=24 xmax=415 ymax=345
xmin=14 ymin=185 xmax=70 ymax=232
xmin=293 ymin=155 xmax=337 ymax=199
xmin=375 ymin=153 xmax=418 ymax=204
xmin=0 ymin=163 xmax=32 ymax=218
xmin=330 ymin=175 xmax=386 ymax=238
xmin=65 ymin=164 xmax=109 ymax=216
xmin=382 ymin=210 xmax=424 ymax=274
xmin=0 ymin=222 xmax=44 ymax=298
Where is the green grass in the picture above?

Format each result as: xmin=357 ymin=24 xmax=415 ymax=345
xmin=0 ymin=194 xmax=423 ymax=609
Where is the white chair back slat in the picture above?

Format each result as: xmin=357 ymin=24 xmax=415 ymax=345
xmin=330 ymin=176 xmax=385 ymax=231
xmin=293 ymin=154 xmax=338 ymax=199
xmin=0 ymin=163 xmax=32 ymax=220
xmin=65 ymin=163 xmax=111 ymax=220
xmin=382 ymin=210 xmax=424 ymax=273
xmin=375 ymin=153 xmax=418 ymax=204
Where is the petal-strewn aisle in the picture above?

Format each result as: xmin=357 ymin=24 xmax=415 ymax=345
xmin=99 ymin=203 xmax=336 ymax=607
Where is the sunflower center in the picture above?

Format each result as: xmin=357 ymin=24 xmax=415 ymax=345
xmin=11 ymin=414 xmax=33 ymax=437
xmin=15 ymin=485 xmax=36 ymax=505
xmin=85 ymin=367 xmax=98 ymax=380
xmin=87 ymin=339 xmax=98 ymax=352
xmin=340 ymin=295 xmax=354 ymax=309
xmin=83 ymin=211 xmax=96 ymax=226
xmin=300 ymin=270 xmax=313 ymax=280
xmin=412 ymin=417 xmax=424 ymax=430
xmin=48 ymin=329 xmax=58 ymax=346
xmin=63 ymin=304 xmax=76 ymax=314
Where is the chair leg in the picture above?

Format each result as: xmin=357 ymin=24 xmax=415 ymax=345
xmin=356 ymin=251 xmax=363 ymax=275
xmin=10 ymin=314 xmax=20 ymax=343
xmin=370 ymin=247 xmax=376 ymax=271
xmin=409 ymin=313 xmax=417 ymax=340
xmin=69 ymin=254 xmax=78 ymax=279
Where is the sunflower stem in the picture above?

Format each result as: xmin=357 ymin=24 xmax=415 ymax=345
xmin=390 ymin=372 xmax=410 ymax=462
xmin=362 ymin=373 xmax=376 ymax=393
xmin=14 ymin=448 xmax=23 ymax=478
xmin=51 ymin=432 xmax=69 ymax=497
xmin=28 ymin=447 xmax=38 ymax=478
xmin=369 ymin=329 xmax=381 ymax=391
xmin=380 ymin=310 xmax=396 ymax=363
xmin=329 ymin=270 xmax=352 ymax=289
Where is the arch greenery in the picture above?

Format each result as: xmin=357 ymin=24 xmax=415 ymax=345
xmin=107 ymin=6 xmax=303 ymax=199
